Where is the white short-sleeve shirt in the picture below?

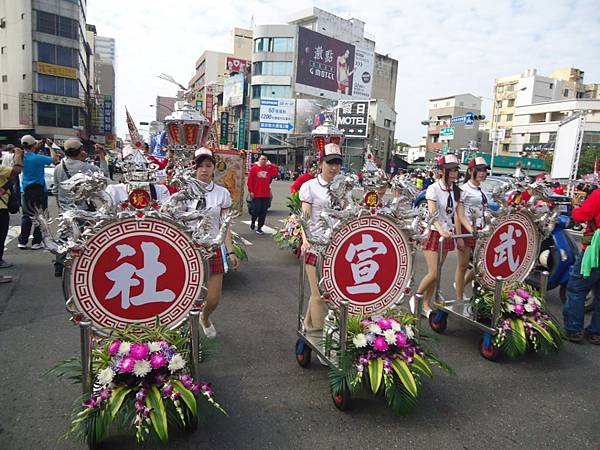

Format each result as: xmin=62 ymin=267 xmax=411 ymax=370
xmin=187 ymin=182 xmax=232 ymax=238
xmin=460 ymin=181 xmax=487 ymax=228
xmin=299 ymin=175 xmax=332 ymax=236
xmin=425 ymin=180 xmax=457 ymax=232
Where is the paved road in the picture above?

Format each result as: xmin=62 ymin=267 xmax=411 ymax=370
xmin=0 ymin=181 xmax=598 ymax=450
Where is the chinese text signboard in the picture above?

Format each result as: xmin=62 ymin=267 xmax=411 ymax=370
xmin=336 ymin=100 xmax=369 ymax=138
xmin=296 ymin=27 xmax=356 ymax=97
xmin=220 ymin=112 xmax=229 ymax=145
xmin=321 ymin=216 xmax=411 ymax=315
xmin=70 ymin=219 xmax=204 ymax=331
xmin=103 ymin=96 xmax=113 ymax=134
xmin=259 ymin=98 xmax=295 ymax=134
xmin=477 ymin=211 xmax=539 ymax=288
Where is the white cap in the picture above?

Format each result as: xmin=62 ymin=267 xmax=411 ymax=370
xmin=20 ymin=135 xmax=36 ymax=146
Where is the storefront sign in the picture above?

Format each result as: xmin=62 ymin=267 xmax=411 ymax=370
xmin=226 ymin=57 xmax=248 ymax=74
xmin=295 ymin=27 xmax=356 ymax=98
xmin=70 ymin=218 xmax=204 ymax=331
xmin=205 ymin=90 xmax=214 ymax=122
xmin=19 ymin=92 xmax=33 ymax=126
xmin=37 ymin=62 xmax=77 ymax=79
xmin=220 ymin=112 xmax=229 ymax=145
xmin=335 ymin=100 xmax=369 ymax=138
xmin=33 ymin=92 xmax=84 ymax=108
xmin=523 ymin=143 xmax=555 ymax=152
xmin=237 ymin=117 xmax=246 ymax=149
xmin=321 ymin=215 xmax=412 ymax=315
xmin=259 ymin=98 xmax=295 ymax=134
xmin=103 ymin=96 xmax=113 ymax=134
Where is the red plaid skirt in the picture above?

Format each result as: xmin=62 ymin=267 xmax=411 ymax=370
xmin=209 ymin=247 xmax=225 ymax=274
xmin=422 ymin=230 xmax=455 ymax=253
xmin=462 ymin=236 xmax=477 ymax=248
xmin=304 ymin=251 xmax=318 ymax=267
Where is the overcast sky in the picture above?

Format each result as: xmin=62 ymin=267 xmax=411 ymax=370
xmin=88 ymin=0 xmax=600 ymax=145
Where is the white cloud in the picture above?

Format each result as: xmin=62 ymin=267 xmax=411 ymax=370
xmin=88 ymin=0 xmax=600 ymax=145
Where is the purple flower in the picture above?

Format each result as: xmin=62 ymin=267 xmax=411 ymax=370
xmin=119 ymin=356 xmax=136 ymax=373
xmin=142 ymin=407 xmax=152 ymax=418
xmin=190 ymin=383 xmax=201 ymax=395
xmin=153 ymin=373 xmax=166 ymax=384
xmin=99 ymin=388 xmax=111 ymax=402
xmin=514 ymin=303 xmax=525 ymax=315
xmin=377 ymin=318 xmax=392 ymax=330
xmin=129 ymin=343 xmax=149 ymax=361
xmin=395 ymin=332 xmax=407 ymax=348
xmin=200 ymin=382 xmax=213 ymax=396
xmin=373 ymin=336 xmax=388 ymax=352
xmin=516 ymin=288 xmax=530 ymax=299
xmin=108 ymin=340 xmax=121 ymax=355
xmin=161 ymin=382 xmax=173 ymax=398
xmin=150 ymin=353 xmax=167 ymax=369
xmin=180 ymin=374 xmax=193 ymax=389
xmin=358 ymin=356 xmax=369 ymax=365
xmin=135 ymin=388 xmax=147 ymax=401
xmin=83 ymin=397 xmax=97 ymax=409
xmin=135 ymin=400 xmax=145 ymax=411
xmin=157 ymin=340 xmax=169 ymax=349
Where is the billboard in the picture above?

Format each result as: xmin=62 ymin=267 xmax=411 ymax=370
xmin=551 ymin=114 xmax=584 ymax=179
xmin=295 ymin=27 xmax=356 ymax=97
xmin=336 ymin=100 xmax=370 ymax=138
xmin=223 ymin=73 xmax=245 ymax=107
xmin=226 ymin=57 xmax=248 ymax=74
xmin=295 ymin=99 xmax=337 ymax=134
xmin=259 ymin=98 xmax=295 ymax=134
xmin=352 ymin=47 xmax=374 ymax=99
xmin=103 ymin=96 xmax=113 ymax=134
xmin=220 ymin=112 xmax=229 ymax=145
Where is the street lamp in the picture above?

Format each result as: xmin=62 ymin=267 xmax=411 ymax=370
xmin=150 ymin=103 xmax=174 ymax=113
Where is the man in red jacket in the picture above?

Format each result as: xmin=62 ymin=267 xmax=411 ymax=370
xmin=247 ymin=154 xmax=278 ymax=234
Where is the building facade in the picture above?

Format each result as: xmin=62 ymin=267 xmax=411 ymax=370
xmin=490 ymin=67 xmax=600 ymax=154
xmin=0 ymin=0 xmax=95 ymax=144
xmin=425 ymin=94 xmax=482 ymax=153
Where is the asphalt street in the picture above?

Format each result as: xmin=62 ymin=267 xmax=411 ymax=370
xmin=0 ymin=180 xmax=599 ymax=450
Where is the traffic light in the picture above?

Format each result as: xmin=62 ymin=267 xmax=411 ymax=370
xmin=473 ymin=114 xmax=486 ymax=121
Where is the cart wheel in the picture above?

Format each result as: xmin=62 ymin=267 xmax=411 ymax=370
xmin=295 ymin=339 xmax=311 ymax=368
xmin=429 ymin=310 xmax=448 ymax=333
xmin=479 ymin=333 xmax=501 ymax=362
xmin=331 ymin=381 xmax=351 ymax=411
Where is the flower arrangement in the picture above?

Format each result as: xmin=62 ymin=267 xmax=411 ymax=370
xmin=470 ymin=283 xmax=562 ymax=358
xmin=328 ymin=312 xmax=452 ymax=415
xmin=49 ymin=324 xmax=225 ymax=446
xmin=274 ymin=213 xmax=303 ymax=254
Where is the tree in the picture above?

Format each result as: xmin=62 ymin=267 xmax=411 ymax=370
xmin=577 ymin=144 xmax=600 ymax=176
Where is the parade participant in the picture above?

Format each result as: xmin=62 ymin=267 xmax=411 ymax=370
xmin=189 ymin=148 xmax=239 ymax=338
xmin=17 ymin=135 xmax=59 ymax=250
xmin=455 ymin=156 xmax=488 ymax=301
xmin=299 ymin=143 xmax=343 ymax=332
xmin=415 ymin=154 xmax=461 ymax=316
xmin=53 ymin=139 xmax=109 ymax=277
xmin=563 ymin=187 xmax=600 ymax=344
xmin=247 ymin=154 xmax=278 ymax=234
xmin=0 ymin=147 xmax=23 ymax=277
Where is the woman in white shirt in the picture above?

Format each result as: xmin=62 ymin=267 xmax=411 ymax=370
xmin=299 ymin=143 xmax=343 ymax=332
xmin=416 ymin=154 xmax=462 ymax=316
xmin=192 ymin=148 xmax=240 ymax=338
xmin=455 ymin=156 xmax=489 ymax=301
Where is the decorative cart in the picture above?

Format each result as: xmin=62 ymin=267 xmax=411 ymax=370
xmin=294 ymin=127 xmax=451 ymax=413
xmin=42 ymin=104 xmax=230 ymax=448
xmin=428 ymin=179 xmax=563 ymax=361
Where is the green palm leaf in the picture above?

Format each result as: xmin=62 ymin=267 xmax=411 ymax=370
xmin=109 ymin=387 xmax=132 ymax=420
xmin=412 ymin=354 xmax=433 ymax=378
xmin=146 ymin=385 xmax=168 ymax=443
xmin=384 ymin=380 xmax=419 ymax=415
xmin=367 ymin=358 xmax=384 ymax=394
xmin=528 ymin=319 xmax=557 ymax=348
xmin=510 ymin=318 xmax=527 ymax=354
xmin=172 ymin=381 xmax=198 ymax=418
xmin=391 ymin=359 xmax=418 ymax=398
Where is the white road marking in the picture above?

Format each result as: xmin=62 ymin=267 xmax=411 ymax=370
xmin=240 ymin=221 xmax=277 ymax=235
xmin=4 ymin=225 xmax=20 ymax=249
xmin=232 ymin=231 xmax=253 ymax=246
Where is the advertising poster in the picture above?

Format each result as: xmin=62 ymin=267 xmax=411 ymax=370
xmin=226 ymin=57 xmax=248 ymax=74
xmin=352 ymin=47 xmax=374 ymax=99
xmin=295 ymin=27 xmax=355 ymax=96
xmin=223 ymin=73 xmax=245 ymax=107
xmin=336 ymin=100 xmax=369 ymax=138
xmin=213 ymin=149 xmax=245 ymax=211
xmin=259 ymin=98 xmax=295 ymax=134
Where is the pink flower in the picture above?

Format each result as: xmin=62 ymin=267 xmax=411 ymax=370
xmin=150 ymin=353 xmax=167 ymax=369
xmin=514 ymin=303 xmax=525 ymax=315
xmin=129 ymin=343 xmax=149 ymax=360
xmin=360 ymin=319 xmax=372 ymax=327
xmin=119 ymin=356 xmax=136 ymax=373
xmin=157 ymin=340 xmax=169 ymax=349
xmin=108 ymin=340 xmax=121 ymax=355
xmin=395 ymin=332 xmax=407 ymax=347
xmin=516 ymin=288 xmax=530 ymax=299
xmin=377 ymin=318 xmax=392 ymax=330
xmin=373 ymin=336 xmax=388 ymax=352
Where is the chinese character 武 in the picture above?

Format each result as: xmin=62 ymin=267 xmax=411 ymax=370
xmin=492 ymin=225 xmax=523 ymax=272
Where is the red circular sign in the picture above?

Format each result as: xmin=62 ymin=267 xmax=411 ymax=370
xmin=70 ymin=218 xmax=204 ymax=331
xmin=321 ymin=216 xmax=411 ymax=315
xmin=128 ymin=189 xmax=151 ymax=209
xmin=477 ymin=211 xmax=539 ymax=288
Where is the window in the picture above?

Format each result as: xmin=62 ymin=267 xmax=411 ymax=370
xmin=384 ymin=119 xmax=391 ymax=127
xmin=503 ymin=143 xmax=509 ymax=152
xmin=22 ymin=74 xmax=26 ymax=79
xmin=529 ymin=132 xmax=541 ymax=143
xmin=507 ymin=99 xmax=515 ymax=107
xmin=251 ymin=84 xmax=290 ymax=99
xmin=549 ymin=83 xmax=553 ymax=89
xmin=1 ymin=75 xmax=6 ymax=82
xmin=21 ymin=13 xmax=25 ymax=19
xmin=37 ymin=74 xmax=79 ymax=97
xmin=504 ymin=129 xmax=512 ymax=138
xmin=2 ymin=103 xmax=7 ymax=110
xmin=506 ymin=114 xmax=513 ymax=121
xmin=37 ymin=102 xmax=79 ymax=128
xmin=22 ymin=44 xmax=25 ymax=50
xmin=36 ymin=11 xmax=79 ymax=40
xmin=494 ymin=114 xmax=501 ymax=123
xmin=250 ymin=108 xmax=260 ymax=122
xmin=250 ymin=130 xmax=260 ymax=144
xmin=563 ymin=89 xmax=569 ymax=97
xmin=253 ymin=61 xmax=292 ymax=76
xmin=497 ymin=85 xmax=504 ymax=94
xmin=549 ymin=132 xmax=557 ymax=142
xmin=496 ymin=100 xmax=502 ymax=109
xmin=1 ymin=46 xmax=5 ymax=54
xmin=254 ymin=37 xmax=293 ymax=53
xmin=506 ymin=84 xmax=515 ymax=92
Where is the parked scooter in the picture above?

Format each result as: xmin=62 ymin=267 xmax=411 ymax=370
xmin=526 ymin=215 xmax=595 ymax=312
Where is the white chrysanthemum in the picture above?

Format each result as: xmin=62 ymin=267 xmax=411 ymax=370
xmin=404 ymin=326 xmax=415 ymax=340
xmin=530 ymin=297 xmax=541 ymax=306
xmin=507 ymin=303 xmax=515 ymax=312
xmin=524 ymin=303 xmax=535 ymax=313
xmin=148 ymin=342 xmax=161 ymax=353
xmin=97 ymin=367 xmax=115 ymax=385
xmin=391 ymin=321 xmax=401 ymax=332
xmin=368 ymin=324 xmax=382 ymax=335
xmin=352 ymin=333 xmax=368 ymax=348
xmin=168 ymin=354 xmax=186 ymax=373
xmin=513 ymin=295 xmax=525 ymax=304
xmin=118 ymin=341 xmax=131 ymax=355
xmin=133 ymin=359 xmax=152 ymax=377
xmin=384 ymin=329 xmax=397 ymax=345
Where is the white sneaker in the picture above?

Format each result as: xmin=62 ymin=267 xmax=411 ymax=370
xmin=17 ymin=244 xmax=28 ymax=249
xmin=31 ymin=243 xmax=44 ymax=250
xmin=409 ymin=296 xmax=417 ymax=314
xmin=201 ymin=321 xmax=217 ymax=338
